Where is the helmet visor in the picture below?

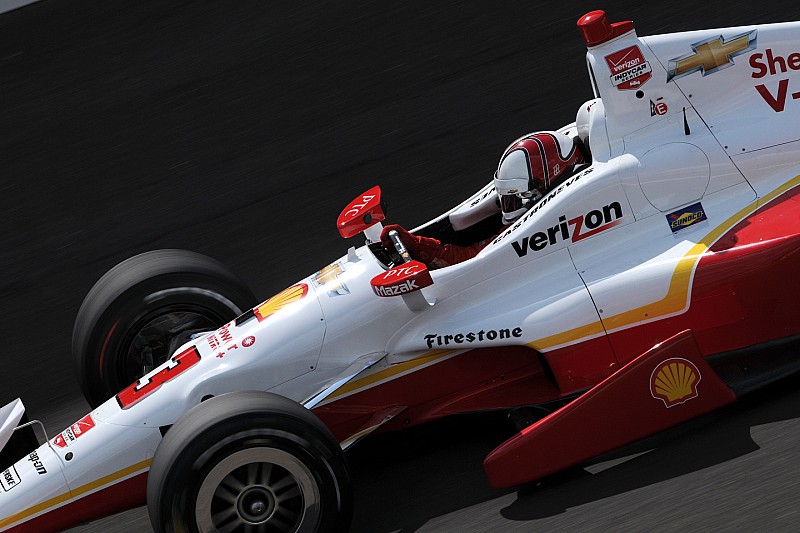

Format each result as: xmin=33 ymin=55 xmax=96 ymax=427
xmin=500 ymin=193 xmax=524 ymax=215
xmin=500 ymin=194 xmax=527 ymax=223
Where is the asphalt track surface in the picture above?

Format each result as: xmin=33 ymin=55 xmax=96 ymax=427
xmin=1 ymin=0 xmax=800 ymax=531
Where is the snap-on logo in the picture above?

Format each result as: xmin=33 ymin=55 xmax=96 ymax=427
xmin=511 ymin=201 xmax=623 ymax=257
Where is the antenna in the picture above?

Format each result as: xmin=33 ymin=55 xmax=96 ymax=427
xmin=683 ymin=107 xmax=691 ymax=135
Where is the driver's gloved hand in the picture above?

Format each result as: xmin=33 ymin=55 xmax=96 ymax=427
xmin=380 ymin=224 xmax=444 ymax=264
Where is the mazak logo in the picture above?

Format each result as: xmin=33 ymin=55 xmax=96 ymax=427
xmin=605 ymin=45 xmax=652 ymax=90
xmin=373 ymin=279 xmax=419 ymax=296
xmin=370 ymin=260 xmax=433 ymax=297
xmin=511 ymin=201 xmax=623 ymax=257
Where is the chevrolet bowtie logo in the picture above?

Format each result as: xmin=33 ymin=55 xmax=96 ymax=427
xmin=667 ymin=30 xmax=757 ymax=82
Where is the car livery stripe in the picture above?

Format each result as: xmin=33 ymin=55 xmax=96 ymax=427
xmin=531 ymin=174 xmax=800 ymax=352
xmin=526 ymin=320 xmax=608 ymax=352
xmin=317 ymin=349 xmax=462 ymax=405
xmin=0 ymin=458 xmax=151 ymax=530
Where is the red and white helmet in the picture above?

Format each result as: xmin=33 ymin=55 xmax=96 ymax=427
xmin=494 ymin=131 xmax=584 ymax=223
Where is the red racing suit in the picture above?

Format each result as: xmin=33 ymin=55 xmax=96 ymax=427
xmin=380 ymin=224 xmax=495 ymax=269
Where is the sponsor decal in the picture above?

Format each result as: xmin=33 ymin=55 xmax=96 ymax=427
xmin=0 ymin=466 xmax=20 ymax=492
xmin=510 ymin=201 xmax=624 ymax=257
xmin=605 ymin=45 xmax=652 ymax=90
xmin=242 ymin=335 xmax=256 ymax=347
xmin=255 ymin=284 xmax=309 ymax=322
xmin=751 ymin=48 xmax=800 ymax=79
xmin=493 ymin=169 xmax=591 ymax=244
xmin=469 ymin=186 xmax=496 ymax=208
xmin=374 ymin=279 xmax=418 ymax=296
xmin=28 ymin=451 xmax=46 ymax=475
xmin=650 ymin=358 xmax=701 ymax=407
xmin=211 ymin=323 xmax=247 ymax=359
xmin=116 ymin=346 xmax=201 ymax=409
xmin=650 ymin=97 xmax=668 ymax=116
xmin=54 ymin=414 xmax=96 ymax=448
xmin=207 ymin=333 xmax=220 ymax=351
xmin=218 ymin=323 xmax=233 ymax=344
xmin=425 ymin=327 xmax=522 ymax=349
xmin=667 ymin=30 xmax=757 ymax=82
xmin=750 ymin=49 xmax=800 ymax=112
xmin=342 ymin=193 xmax=376 ymax=220
xmin=371 ymin=261 xmax=432 ymax=297
xmin=313 ymin=261 xmax=350 ymax=296
xmin=667 ymin=202 xmax=707 ymax=233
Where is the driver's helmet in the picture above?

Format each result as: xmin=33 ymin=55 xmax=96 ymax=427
xmin=494 ymin=131 xmax=584 ymax=223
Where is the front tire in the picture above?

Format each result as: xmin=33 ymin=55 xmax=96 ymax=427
xmin=147 ymin=391 xmax=352 ymax=533
xmin=72 ymin=249 xmax=256 ymax=407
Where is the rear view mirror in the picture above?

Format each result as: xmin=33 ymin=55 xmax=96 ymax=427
xmin=337 ymin=186 xmax=386 ymax=241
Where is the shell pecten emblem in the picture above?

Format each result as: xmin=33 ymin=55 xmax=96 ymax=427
xmin=650 ymin=358 xmax=701 ymax=407
xmin=255 ymin=283 xmax=309 ymax=322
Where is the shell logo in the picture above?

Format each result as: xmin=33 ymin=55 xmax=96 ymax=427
xmin=650 ymin=358 xmax=701 ymax=408
xmin=255 ymin=283 xmax=309 ymax=322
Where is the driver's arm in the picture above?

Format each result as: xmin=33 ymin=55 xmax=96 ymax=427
xmin=380 ymin=224 xmax=488 ymax=268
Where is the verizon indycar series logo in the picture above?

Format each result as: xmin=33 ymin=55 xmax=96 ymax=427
xmin=606 ymin=45 xmax=652 ymax=90
xmin=54 ymin=414 xmax=96 ymax=448
xmin=511 ymin=201 xmax=623 ymax=257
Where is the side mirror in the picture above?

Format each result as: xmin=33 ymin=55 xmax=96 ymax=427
xmin=370 ymin=260 xmax=435 ymax=311
xmin=337 ymin=186 xmax=386 ymax=241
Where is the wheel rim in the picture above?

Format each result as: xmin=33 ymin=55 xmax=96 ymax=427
xmin=195 ymin=448 xmax=321 ymax=533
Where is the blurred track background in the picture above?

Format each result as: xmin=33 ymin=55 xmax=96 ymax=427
xmin=1 ymin=0 xmax=800 ymax=531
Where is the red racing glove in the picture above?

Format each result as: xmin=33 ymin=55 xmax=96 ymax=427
xmin=380 ymin=224 xmax=488 ymax=267
xmin=380 ymin=224 xmax=443 ymax=264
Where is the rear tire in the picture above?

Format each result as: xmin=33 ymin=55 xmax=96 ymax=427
xmin=147 ymin=391 xmax=353 ymax=533
xmin=72 ymin=249 xmax=256 ymax=407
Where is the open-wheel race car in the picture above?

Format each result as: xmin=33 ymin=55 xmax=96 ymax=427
xmin=1 ymin=9 xmax=799 ymax=533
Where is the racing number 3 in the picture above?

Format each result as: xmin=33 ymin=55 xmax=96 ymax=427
xmin=116 ymin=346 xmax=201 ymax=409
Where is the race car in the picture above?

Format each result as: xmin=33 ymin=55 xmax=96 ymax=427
xmin=0 ymin=8 xmax=799 ymax=532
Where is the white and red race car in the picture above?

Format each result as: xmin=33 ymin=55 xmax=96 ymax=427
xmin=0 ymin=9 xmax=799 ymax=532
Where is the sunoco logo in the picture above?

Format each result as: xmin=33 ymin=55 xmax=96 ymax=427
xmin=511 ymin=201 xmax=623 ymax=257
xmin=667 ymin=202 xmax=706 ymax=233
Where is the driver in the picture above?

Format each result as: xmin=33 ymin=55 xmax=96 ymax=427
xmin=381 ymin=131 xmax=585 ymax=268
